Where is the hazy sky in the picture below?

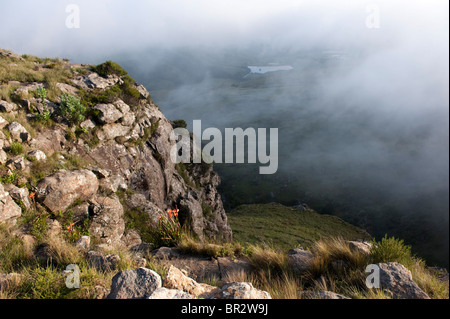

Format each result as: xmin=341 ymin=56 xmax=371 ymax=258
xmin=0 ymin=0 xmax=448 ymax=64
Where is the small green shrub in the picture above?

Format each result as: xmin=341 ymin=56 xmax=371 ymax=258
xmin=370 ymin=235 xmax=415 ymax=268
xmin=93 ymin=61 xmax=128 ymax=77
xmin=172 ymin=119 xmax=187 ymax=129
xmin=0 ymin=171 xmax=18 ymax=185
xmin=58 ymin=93 xmax=86 ymax=126
xmin=35 ymin=87 xmax=47 ymax=105
xmin=9 ymin=142 xmax=24 ymax=155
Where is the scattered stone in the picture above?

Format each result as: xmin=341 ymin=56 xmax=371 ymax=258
xmin=6 ymin=156 xmax=29 ymax=171
xmin=7 ymin=121 xmax=30 ymax=142
xmin=107 ymin=267 xmax=162 ymax=299
xmin=3 ymin=184 xmax=31 ymax=210
xmin=164 ymin=265 xmax=221 ymax=298
xmin=377 ymin=262 xmax=430 ymax=299
xmin=56 ymin=83 xmax=78 ymax=95
xmin=218 ymin=282 xmax=272 ymax=299
xmin=80 ymin=119 xmax=96 ymax=130
xmin=0 ymin=115 xmax=9 ymax=129
xmin=0 ymin=184 xmax=23 ymax=226
xmin=287 ymin=248 xmax=314 ymax=273
xmin=348 ymin=241 xmax=372 ymax=255
xmin=0 ymin=100 xmax=18 ymax=113
xmin=75 ymin=236 xmax=91 ymax=250
xmin=87 ymin=251 xmax=120 ymax=271
xmin=147 ymin=287 xmax=195 ymax=299
xmin=36 ymin=169 xmax=99 ymax=213
xmin=0 ymin=150 xmax=6 ymax=165
xmin=27 ymin=150 xmax=47 ymax=161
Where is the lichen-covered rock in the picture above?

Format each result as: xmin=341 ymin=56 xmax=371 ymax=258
xmin=36 ymin=169 xmax=99 ymax=213
xmin=377 ymin=262 xmax=430 ymax=299
xmin=0 ymin=184 xmax=22 ymax=226
xmin=3 ymin=184 xmax=31 ymax=210
xmin=218 ymin=282 xmax=272 ymax=299
xmin=0 ymin=100 xmax=18 ymax=113
xmin=107 ymin=267 xmax=161 ymax=299
xmin=88 ymin=195 xmax=125 ymax=246
xmin=0 ymin=116 xmax=8 ymax=131
xmin=7 ymin=121 xmax=30 ymax=142
xmin=27 ymin=150 xmax=47 ymax=162
xmin=93 ymin=103 xmax=123 ymax=124
xmin=6 ymin=156 xmax=29 ymax=171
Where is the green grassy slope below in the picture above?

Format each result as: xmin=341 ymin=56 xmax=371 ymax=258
xmin=227 ymin=203 xmax=371 ymax=250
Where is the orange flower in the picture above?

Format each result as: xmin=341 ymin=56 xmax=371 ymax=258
xmin=66 ymin=223 xmax=75 ymax=232
xmin=29 ymin=192 xmax=36 ymax=199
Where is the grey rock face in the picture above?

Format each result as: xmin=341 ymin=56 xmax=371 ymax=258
xmin=377 ymin=262 xmax=430 ymax=299
xmin=93 ymin=103 xmax=123 ymax=124
xmin=88 ymin=195 xmax=125 ymax=246
xmin=287 ymin=248 xmax=314 ymax=273
xmin=0 ymin=184 xmax=22 ymax=226
xmin=36 ymin=169 xmax=99 ymax=213
xmin=107 ymin=267 xmax=162 ymax=299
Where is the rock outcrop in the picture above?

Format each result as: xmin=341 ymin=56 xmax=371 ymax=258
xmin=0 ymin=50 xmax=232 ymax=244
xmin=36 ymin=169 xmax=99 ymax=213
xmin=377 ymin=262 xmax=430 ymax=299
xmin=0 ymin=184 xmax=22 ymax=225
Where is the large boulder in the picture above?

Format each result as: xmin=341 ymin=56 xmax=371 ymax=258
xmin=36 ymin=169 xmax=98 ymax=212
xmin=218 ymin=282 xmax=272 ymax=299
xmin=287 ymin=248 xmax=314 ymax=273
xmin=377 ymin=262 xmax=430 ymax=299
xmin=0 ymin=184 xmax=22 ymax=226
xmin=88 ymin=196 xmax=125 ymax=246
xmin=107 ymin=267 xmax=161 ymax=299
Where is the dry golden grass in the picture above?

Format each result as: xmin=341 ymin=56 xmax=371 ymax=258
xmin=224 ymin=268 xmax=303 ymax=299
